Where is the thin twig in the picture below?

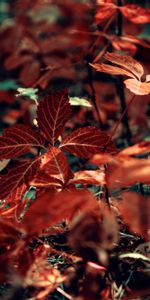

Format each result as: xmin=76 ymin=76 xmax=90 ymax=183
xmin=116 ymin=0 xmax=132 ymax=145
xmin=103 ymin=94 xmax=135 ymax=153
xmin=56 ymin=287 xmax=73 ymax=300
xmin=103 ymin=164 xmax=110 ymax=206
xmin=86 ymin=63 xmax=104 ymax=129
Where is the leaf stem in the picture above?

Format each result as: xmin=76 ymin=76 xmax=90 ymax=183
xmin=103 ymin=94 xmax=135 ymax=152
xmin=116 ymin=0 xmax=132 ymax=145
xmin=86 ymin=62 xmax=104 ymax=129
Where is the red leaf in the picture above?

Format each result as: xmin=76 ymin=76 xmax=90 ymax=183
xmin=90 ymin=153 xmax=114 ymax=165
xmin=22 ymin=188 xmax=99 ymax=234
xmin=124 ymin=78 xmax=150 ymax=95
xmin=96 ymin=3 xmax=117 ymax=25
xmin=91 ymin=52 xmax=150 ymax=95
xmin=20 ymin=60 xmax=41 ymax=86
xmin=121 ymin=5 xmax=150 ymax=24
xmin=107 ymin=157 xmax=150 ymax=189
xmin=60 ymin=126 xmax=117 ymax=158
xmin=4 ymin=54 xmax=32 ymax=70
xmin=0 ymin=218 xmax=24 ymax=242
xmin=32 ymin=146 xmax=72 ymax=186
xmin=0 ymin=186 xmax=28 ymax=219
xmin=23 ymin=252 xmax=63 ymax=291
xmin=31 ymin=170 xmax=62 ymax=189
xmin=4 ymin=184 xmax=27 ymax=206
xmin=119 ymin=141 xmax=150 ymax=156
xmin=103 ymin=52 xmax=144 ymax=80
xmin=0 ymin=91 xmax=15 ymax=104
xmin=117 ymin=192 xmax=150 ymax=240
xmin=0 ymin=124 xmax=44 ymax=159
xmin=37 ymin=89 xmax=71 ymax=145
xmin=0 ymin=158 xmax=40 ymax=200
xmin=91 ymin=63 xmax=133 ymax=78
xmin=69 ymin=170 xmax=105 ymax=186
xmin=0 ymin=219 xmax=32 ymax=282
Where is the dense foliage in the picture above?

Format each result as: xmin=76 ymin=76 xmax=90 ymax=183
xmin=0 ymin=1 xmax=150 ymax=299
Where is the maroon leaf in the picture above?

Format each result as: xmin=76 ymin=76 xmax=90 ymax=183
xmin=0 ymin=124 xmax=44 ymax=159
xmin=22 ymin=188 xmax=99 ymax=234
xmin=0 ymin=158 xmax=40 ymax=200
xmin=37 ymin=89 xmax=71 ymax=145
xmin=60 ymin=126 xmax=117 ymax=158
xmin=31 ymin=171 xmax=62 ymax=189
xmin=118 ymin=192 xmax=150 ymax=240
xmin=20 ymin=60 xmax=41 ymax=86
xmin=107 ymin=157 xmax=150 ymax=189
xmin=32 ymin=146 xmax=72 ymax=186
xmin=4 ymin=54 xmax=33 ymax=70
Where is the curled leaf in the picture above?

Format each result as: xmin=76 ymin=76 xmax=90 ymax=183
xmin=91 ymin=52 xmax=150 ymax=95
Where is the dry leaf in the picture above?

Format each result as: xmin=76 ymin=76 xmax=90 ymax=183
xmin=91 ymin=52 xmax=150 ymax=95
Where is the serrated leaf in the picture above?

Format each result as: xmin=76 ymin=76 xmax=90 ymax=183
xmin=5 ymin=184 xmax=27 ymax=205
xmin=31 ymin=171 xmax=62 ymax=188
xmin=60 ymin=126 xmax=117 ymax=158
xmin=37 ymin=89 xmax=71 ymax=145
xmin=90 ymin=63 xmax=133 ymax=78
xmin=104 ymin=52 xmax=144 ymax=80
xmin=0 ymin=158 xmax=40 ymax=200
xmin=32 ymin=146 xmax=72 ymax=186
xmin=91 ymin=52 xmax=150 ymax=95
xmin=69 ymin=97 xmax=92 ymax=107
xmin=0 ymin=124 xmax=44 ymax=159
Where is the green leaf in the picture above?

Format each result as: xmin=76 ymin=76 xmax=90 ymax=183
xmin=69 ymin=97 xmax=92 ymax=107
xmin=0 ymin=79 xmax=18 ymax=90
xmin=16 ymin=87 xmax=39 ymax=102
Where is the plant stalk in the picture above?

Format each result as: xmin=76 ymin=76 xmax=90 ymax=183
xmin=86 ymin=62 xmax=104 ymax=129
xmin=116 ymin=0 xmax=132 ymax=145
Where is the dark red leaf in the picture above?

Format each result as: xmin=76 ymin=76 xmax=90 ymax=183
xmin=0 ymin=124 xmax=44 ymax=159
xmin=60 ymin=126 xmax=117 ymax=158
xmin=20 ymin=60 xmax=41 ymax=86
xmin=37 ymin=89 xmax=71 ymax=145
xmin=32 ymin=146 xmax=72 ymax=186
xmin=0 ymin=158 xmax=40 ymax=200
xmin=118 ymin=192 xmax=150 ymax=240
xmin=22 ymin=188 xmax=99 ymax=234
xmin=107 ymin=156 xmax=150 ymax=189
